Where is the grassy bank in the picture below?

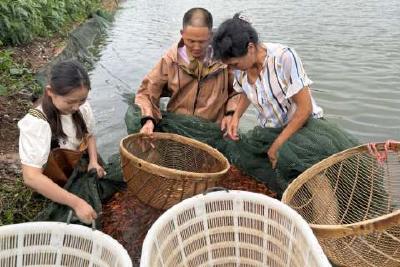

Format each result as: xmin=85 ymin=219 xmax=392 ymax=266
xmin=0 ymin=49 xmax=42 ymax=96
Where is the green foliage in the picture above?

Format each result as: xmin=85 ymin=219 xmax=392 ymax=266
xmin=0 ymin=0 xmax=102 ymax=46
xmin=0 ymin=176 xmax=49 ymax=225
xmin=0 ymin=49 xmax=42 ymax=96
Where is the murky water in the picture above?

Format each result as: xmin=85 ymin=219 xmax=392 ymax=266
xmin=89 ymin=0 xmax=400 ymax=159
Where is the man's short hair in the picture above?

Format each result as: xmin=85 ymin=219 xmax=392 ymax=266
xmin=182 ymin=8 xmax=213 ymax=30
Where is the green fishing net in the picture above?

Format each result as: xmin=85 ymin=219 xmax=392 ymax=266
xmin=125 ymin=95 xmax=359 ymax=198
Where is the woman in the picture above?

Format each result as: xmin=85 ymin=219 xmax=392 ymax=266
xmin=212 ymin=14 xmax=357 ymax=196
xmin=18 ymin=60 xmax=104 ymax=224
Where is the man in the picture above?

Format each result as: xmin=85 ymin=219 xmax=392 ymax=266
xmin=135 ymin=7 xmax=239 ymax=134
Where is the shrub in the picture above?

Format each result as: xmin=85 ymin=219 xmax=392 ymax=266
xmin=0 ymin=0 xmax=102 ymax=46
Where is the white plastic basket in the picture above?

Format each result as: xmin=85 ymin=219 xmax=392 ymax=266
xmin=0 ymin=221 xmax=132 ymax=267
xmin=141 ymin=190 xmax=331 ymax=267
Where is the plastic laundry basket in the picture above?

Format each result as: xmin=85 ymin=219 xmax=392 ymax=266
xmin=140 ymin=190 xmax=330 ymax=267
xmin=0 ymin=221 xmax=132 ymax=267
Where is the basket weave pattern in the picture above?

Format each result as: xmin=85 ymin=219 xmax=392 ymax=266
xmin=0 ymin=222 xmax=132 ymax=267
xmin=120 ymin=133 xmax=230 ymax=209
xmin=140 ymin=190 xmax=331 ymax=267
xmin=282 ymin=143 xmax=400 ymax=267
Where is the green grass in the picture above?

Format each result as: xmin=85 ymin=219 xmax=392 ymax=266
xmin=0 ymin=49 xmax=42 ymax=96
xmin=0 ymin=176 xmax=50 ymax=225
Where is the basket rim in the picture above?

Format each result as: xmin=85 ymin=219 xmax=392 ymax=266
xmin=0 ymin=221 xmax=132 ymax=266
xmin=140 ymin=190 xmax=331 ymax=267
xmin=120 ymin=132 xmax=230 ymax=179
xmin=282 ymin=142 xmax=400 ymax=238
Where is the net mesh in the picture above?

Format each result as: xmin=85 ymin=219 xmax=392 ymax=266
xmin=123 ymin=135 xmax=226 ymax=173
xmin=283 ymin=143 xmax=400 ymax=266
xmin=35 ymin=13 xmax=111 ymax=88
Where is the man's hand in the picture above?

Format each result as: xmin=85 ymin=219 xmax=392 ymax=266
xmin=140 ymin=119 xmax=154 ymax=135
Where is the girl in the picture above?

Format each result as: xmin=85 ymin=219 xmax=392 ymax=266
xmin=18 ymin=60 xmax=105 ymax=224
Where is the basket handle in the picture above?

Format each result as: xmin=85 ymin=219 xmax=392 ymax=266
xmin=203 ymin=187 xmax=229 ymax=195
xmin=67 ymin=210 xmax=96 ymax=230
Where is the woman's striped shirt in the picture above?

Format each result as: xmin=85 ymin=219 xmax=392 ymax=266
xmin=233 ymin=43 xmax=323 ymax=128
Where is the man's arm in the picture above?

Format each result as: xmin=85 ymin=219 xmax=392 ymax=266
xmin=134 ymin=57 xmax=169 ymax=124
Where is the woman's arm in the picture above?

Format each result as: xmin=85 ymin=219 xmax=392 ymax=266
xmin=87 ymin=135 xmax=105 ymax=177
xmin=233 ymin=93 xmax=251 ymax=119
xmin=226 ymin=93 xmax=251 ymax=140
xmin=268 ymin=87 xmax=312 ymax=168
xmin=22 ymin=164 xmax=96 ymax=224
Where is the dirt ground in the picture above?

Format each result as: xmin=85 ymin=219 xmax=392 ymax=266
xmin=0 ymin=92 xmax=32 ymax=180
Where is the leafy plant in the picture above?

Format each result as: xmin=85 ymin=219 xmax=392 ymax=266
xmin=0 ymin=49 xmax=41 ymax=96
xmin=0 ymin=176 xmax=49 ymax=225
xmin=0 ymin=0 xmax=103 ymax=46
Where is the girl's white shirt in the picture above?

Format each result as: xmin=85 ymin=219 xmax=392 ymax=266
xmin=18 ymin=101 xmax=95 ymax=168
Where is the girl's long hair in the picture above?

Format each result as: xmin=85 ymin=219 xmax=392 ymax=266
xmin=41 ymin=60 xmax=91 ymax=141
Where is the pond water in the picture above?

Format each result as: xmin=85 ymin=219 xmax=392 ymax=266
xmin=89 ymin=0 xmax=400 ymax=159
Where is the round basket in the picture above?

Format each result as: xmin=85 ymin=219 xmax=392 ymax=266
xmin=120 ymin=133 xmax=230 ymax=210
xmin=140 ymin=190 xmax=331 ymax=267
xmin=282 ymin=142 xmax=400 ymax=267
xmin=0 ymin=222 xmax=132 ymax=267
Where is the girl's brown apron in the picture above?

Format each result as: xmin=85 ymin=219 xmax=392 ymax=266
xmin=28 ymin=109 xmax=88 ymax=186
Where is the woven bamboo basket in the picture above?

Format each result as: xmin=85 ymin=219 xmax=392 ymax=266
xmin=140 ymin=190 xmax=331 ymax=267
xmin=282 ymin=142 xmax=400 ymax=267
xmin=120 ymin=133 xmax=230 ymax=210
xmin=0 ymin=222 xmax=132 ymax=267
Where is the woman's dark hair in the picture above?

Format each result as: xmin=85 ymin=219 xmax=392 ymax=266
xmin=183 ymin=7 xmax=213 ymax=30
xmin=212 ymin=13 xmax=259 ymax=60
xmin=42 ymin=60 xmax=91 ymax=141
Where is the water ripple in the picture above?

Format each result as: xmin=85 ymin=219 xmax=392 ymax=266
xmin=88 ymin=0 xmax=400 ymax=158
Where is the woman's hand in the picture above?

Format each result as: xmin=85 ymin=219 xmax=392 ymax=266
xmin=267 ymin=87 xmax=312 ymax=169
xmin=267 ymin=142 xmax=280 ymax=169
xmin=72 ymin=198 xmax=97 ymax=224
xmin=88 ymin=161 xmax=106 ymax=178
xmin=220 ymin=115 xmax=232 ymax=133
xmin=225 ymin=115 xmax=240 ymax=141
xmin=140 ymin=120 xmax=154 ymax=135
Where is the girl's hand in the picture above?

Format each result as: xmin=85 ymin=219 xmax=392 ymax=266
xmin=88 ymin=161 xmax=106 ymax=178
xmin=73 ymin=198 xmax=97 ymax=224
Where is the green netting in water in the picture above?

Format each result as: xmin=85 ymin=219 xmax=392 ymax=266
xmin=125 ymin=95 xmax=359 ymax=198
xmin=36 ymin=13 xmax=111 ymax=88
